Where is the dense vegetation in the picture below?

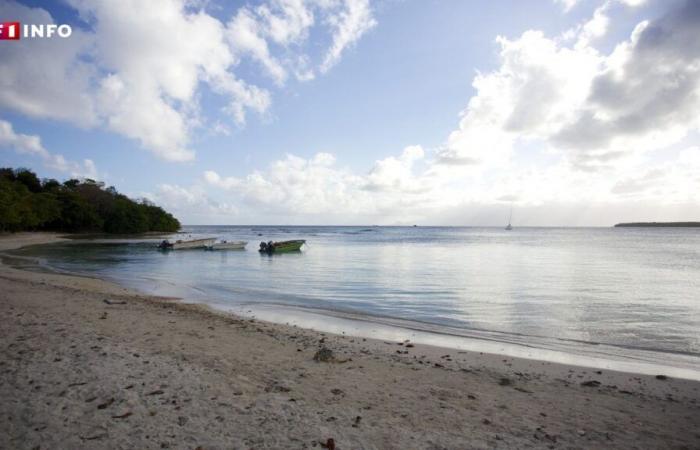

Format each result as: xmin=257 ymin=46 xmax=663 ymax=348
xmin=0 ymin=168 xmax=180 ymax=233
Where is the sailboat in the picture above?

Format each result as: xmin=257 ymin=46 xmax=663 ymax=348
xmin=505 ymin=205 xmax=513 ymax=230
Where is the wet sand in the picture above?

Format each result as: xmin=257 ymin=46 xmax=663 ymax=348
xmin=1 ymin=233 xmax=699 ymax=449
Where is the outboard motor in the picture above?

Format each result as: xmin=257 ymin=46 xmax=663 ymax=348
xmin=259 ymin=241 xmax=275 ymax=254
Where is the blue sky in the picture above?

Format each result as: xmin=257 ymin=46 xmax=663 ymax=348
xmin=1 ymin=0 xmax=699 ymax=225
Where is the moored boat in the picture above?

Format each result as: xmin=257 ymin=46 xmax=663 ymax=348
xmin=205 ymin=240 xmax=247 ymax=250
xmin=258 ymin=240 xmax=305 ymax=254
xmin=505 ymin=204 xmax=513 ymax=231
xmin=158 ymin=238 xmax=216 ymax=250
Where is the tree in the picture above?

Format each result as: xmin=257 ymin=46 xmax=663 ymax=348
xmin=0 ymin=167 xmax=180 ymax=234
xmin=14 ymin=168 xmax=42 ymax=193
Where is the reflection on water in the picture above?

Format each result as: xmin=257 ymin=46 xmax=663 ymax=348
xmin=14 ymin=226 xmax=700 ymax=374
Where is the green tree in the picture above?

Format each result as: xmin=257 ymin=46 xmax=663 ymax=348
xmin=0 ymin=167 xmax=180 ymax=234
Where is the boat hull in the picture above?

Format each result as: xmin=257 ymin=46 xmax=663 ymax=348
xmin=258 ymin=240 xmax=305 ymax=254
xmin=159 ymin=238 xmax=216 ymax=250
xmin=206 ymin=241 xmax=247 ymax=250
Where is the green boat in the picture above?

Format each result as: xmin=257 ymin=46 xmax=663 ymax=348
xmin=258 ymin=240 xmax=306 ymax=254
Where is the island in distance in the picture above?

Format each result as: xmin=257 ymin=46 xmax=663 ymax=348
xmin=614 ymin=222 xmax=700 ymax=227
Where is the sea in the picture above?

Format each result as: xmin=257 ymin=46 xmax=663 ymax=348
xmin=12 ymin=226 xmax=700 ymax=379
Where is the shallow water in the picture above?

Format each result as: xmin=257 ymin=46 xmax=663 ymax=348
xmin=14 ymin=226 xmax=700 ymax=376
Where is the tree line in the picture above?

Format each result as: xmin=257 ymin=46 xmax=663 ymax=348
xmin=0 ymin=167 xmax=180 ymax=233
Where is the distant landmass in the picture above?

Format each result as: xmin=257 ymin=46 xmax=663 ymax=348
xmin=614 ymin=222 xmax=700 ymax=228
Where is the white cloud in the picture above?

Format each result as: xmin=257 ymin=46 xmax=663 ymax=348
xmin=437 ymin=0 xmax=700 ymax=178
xmin=555 ymin=0 xmax=646 ymax=13
xmin=0 ymin=119 xmax=99 ymax=179
xmin=575 ymin=3 xmax=610 ymax=49
xmin=194 ymin=0 xmax=700 ymax=225
xmin=0 ymin=2 xmax=97 ymax=126
xmin=554 ymin=0 xmax=580 ymax=12
xmin=72 ymin=0 xmax=278 ymax=160
xmin=202 ymin=147 xmax=461 ymax=223
xmin=0 ymin=0 xmax=376 ymax=162
xmin=320 ymin=0 xmax=377 ymax=73
xmin=435 ymin=28 xmax=602 ymax=168
xmin=363 ymin=145 xmax=427 ymax=192
xmin=144 ymin=183 xmax=239 ymax=222
xmin=618 ymin=0 xmax=646 ymax=6
xmin=227 ymin=6 xmax=290 ymax=85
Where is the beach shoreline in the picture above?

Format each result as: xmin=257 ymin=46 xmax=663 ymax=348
xmin=1 ymin=232 xmax=699 ymax=449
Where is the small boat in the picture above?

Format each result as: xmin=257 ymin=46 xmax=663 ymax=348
xmin=205 ymin=240 xmax=247 ymax=251
xmin=258 ymin=240 xmax=305 ymax=254
xmin=158 ymin=237 xmax=216 ymax=250
xmin=505 ymin=205 xmax=513 ymax=231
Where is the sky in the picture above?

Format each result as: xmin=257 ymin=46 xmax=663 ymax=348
xmin=1 ymin=0 xmax=699 ymax=226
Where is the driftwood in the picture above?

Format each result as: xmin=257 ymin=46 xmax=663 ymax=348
xmin=103 ymin=299 xmax=127 ymax=305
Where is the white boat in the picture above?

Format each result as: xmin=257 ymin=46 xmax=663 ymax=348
xmin=505 ymin=205 xmax=513 ymax=230
xmin=158 ymin=237 xmax=216 ymax=250
xmin=205 ymin=240 xmax=247 ymax=250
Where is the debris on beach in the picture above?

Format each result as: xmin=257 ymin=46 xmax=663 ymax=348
xmin=313 ymin=347 xmax=335 ymax=362
xmin=580 ymin=380 xmax=601 ymax=387
xmin=498 ymin=378 xmax=512 ymax=386
xmin=79 ymin=429 xmax=108 ymax=441
xmin=111 ymin=411 xmax=132 ymax=419
xmin=352 ymin=415 xmax=362 ymax=427
xmin=265 ymin=382 xmax=291 ymax=393
xmin=320 ymin=438 xmax=336 ymax=450
xmin=656 ymin=375 xmax=668 ymax=380
xmin=97 ymin=398 xmax=114 ymax=409
xmin=103 ymin=299 xmax=127 ymax=305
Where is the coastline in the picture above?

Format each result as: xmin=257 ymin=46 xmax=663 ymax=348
xmin=1 ymin=233 xmax=699 ymax=448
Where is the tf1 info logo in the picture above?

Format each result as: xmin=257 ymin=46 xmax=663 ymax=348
xmin=0 ymin=22 xmax=73 ymax=40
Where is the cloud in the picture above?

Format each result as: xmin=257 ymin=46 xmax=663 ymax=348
xmin=0 ymin=0 xmax=377 ymax=162
xmin=202 ymin=148 xmax=446 ymax=222
xmin=436 ymin=0 xmax=700 ymax=175
xmin=320 ymin=0 xmax=377 ymax=73
xmin=144 ymin=184 xmax=239 ymax=221
xmin=618 ymin=0 xmax=646 ymax=6
xmin=226 ymin=0 xmax=317 ymax=84
xmin=555 ymin=0 xmax=646 ymax=13
xmin=575 ymin=3 xmax=611 ymax=49
xmin=435 ymin=28 xmax=601 ymax=167
xmin=227 ymin=6 xmax=290 ymax=85
xmin=557 ymin=1 xmax=700 ymax=149
xmin=0 ymin=2 xmax=97 ymax=126
xmin=554 ymin=0 xmax=700 ymax=169
xmin=193 ymin=1 xmax=700 ymax=225
xmin=554 ymin=0 xmax=580 ymax=12
xmin=72 ymin=0 xmax=278 ymax=160
xmin=363 ymin=145 xmax=427 ymax=192
xmin=0 ymin=119 xmax=99 ymax=179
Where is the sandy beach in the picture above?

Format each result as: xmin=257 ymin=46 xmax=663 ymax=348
xmin=1 ymin=233 xmax=699 ymax=449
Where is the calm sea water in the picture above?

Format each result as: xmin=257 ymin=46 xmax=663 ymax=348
xmin=14 ymin=226 xmax=700 ymax=374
